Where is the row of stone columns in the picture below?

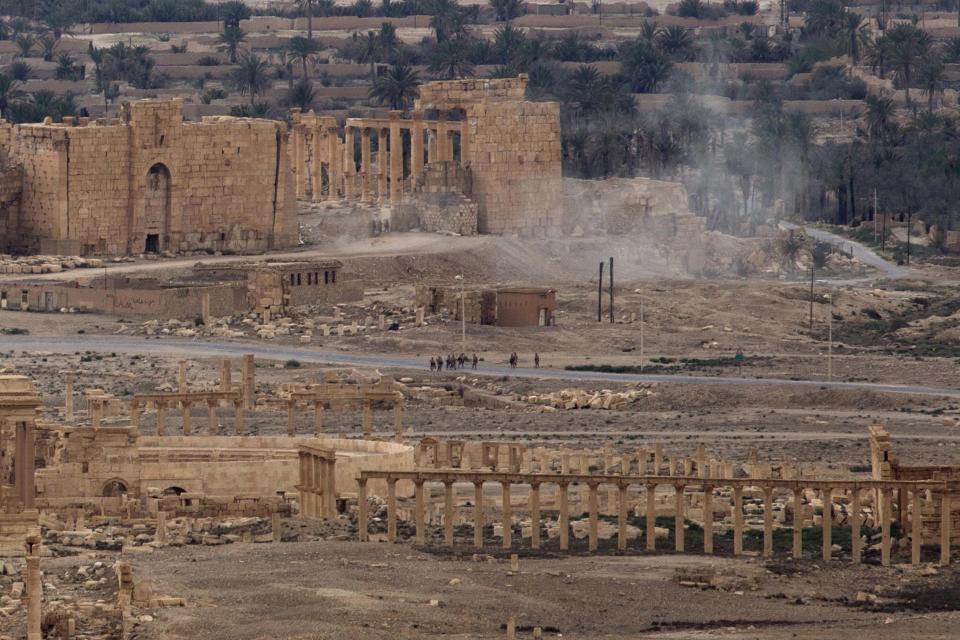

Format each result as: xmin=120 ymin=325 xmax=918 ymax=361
xmin=130 ymin=397 xmax=244 ymax=436
xmin=298 ymin=450 xmax=337 ymax=518
xmin=285 ymin=395 xmax=403 ymax=439
xmin=359 ymin=477 xmax=953 ymax=566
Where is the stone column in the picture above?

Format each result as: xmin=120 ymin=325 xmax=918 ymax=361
xmin=233 ymin=400 xmax=243 ymax=435
xmin=411 ymin=111 xmax=424 ymax=177
xmin=427 ymin=126 xmax=437 ymax=164
xmin=287 ymin=400 xmax=296 ymax=437
xmin=156 ymin=400 xmax=167 ymax=436
xmin=850 ymin=489 xmax=862 ymax=563
xmin=530 ymin=483 xmax=541 ymax=550
xmin=129 ymin=399 xmax=140 ymax=429
xmin=181 ymin=400 xmax=191 ymax=435
xmin=15 ymin=421 xmax=35 ymax=509
xmin=732 ymin=485 xmax=744 ymax=556
xmin=220 ymin=359 xmax=231 ymax=392
xmin=324 ymin=456 xmax=336 ymax=518
xmin=374 ymin=128 xmax=386 ymax=204
xmin=242 ymin=354 xmax=255 ymax=410
xmin=502 ymin=481 xmax=512 ymax=549
xmin=342 ymin=126 xmax=355 ymax=199
xmin=298 ymin=452 xmax=309 ymax=517
xmin=757 ymin=486 xmax=772 ymax=557
xmin=703 ymin=485 xmax=714 ymax=554
xmin=414 ymin=480 xmax=426 ymax=545
xmin=90 ymin=399 xmax=102 ymax=428
xmin=272 ymin=512 xmax=282 ymax=543
xmin=358 ymin=479 xmax=369 ymax=541
xmin=389 ymin=111 xmax=402 ymax=205
xmin=313 ymin=401 xmax=324 ymax=436
xmin=558 ymin=482 xmax=569 ymax=551
xmin=444 ymin=481 xmax=455 ymax=547
xmin=25 ymin=535 xmax=41 ymax=640
xmin=294 ymin=126 xmax=306 ymax=198
xmin=880 ymin=488 xmax=891 ymax=566
xmin=311 ymin=128 xmax=323 ymax=202
xmin=361 ymin=128 xmax=372 ymax=202
xmin=912 ymin=490 xmax=923 ymax=566
xmin=822 ymin=488 xmax=832 ymax=561
xmin=178 ymin=360 xmax=187 ymax=392
xmin=587 ymin=483 xmax=599 ymax=552
xmin=387 ymin=478 xmax=398 ymax=542
xmin=459 ymin=121 xmax=470 ymax=166
xmin=362 ymin=400 xmax=372 ymax=437
xmin=792 ymin=487 xmax=804 ymax=559
xmin=156 ymin=511 xmax=167 ymax=543
xmin=393 ymin=401 xmax=403 ymax=441
xmin=645 ymin=483 xmax=656 ymax=551
xmin=940 ymin=493 xmax=951 ymax=566
xmin=617 ymin=484 xmax=628 ymax=551
xmin=436 ymin=112 xmax=449 ymax=162
xmin=674 ymin=484 xmax=685 ymax=552
xmin=63 ymin=370 xmax=74 ymax=422
xmin=473 ymin=480 xmax=484 ymax=548
xmin=654 ymin=444 xmax=663 ymax=475
xmin=207 ymin=400 xmax=218 ymax=435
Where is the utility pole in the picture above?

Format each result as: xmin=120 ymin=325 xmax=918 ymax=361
xmin=873 ymin=189 xmax=878 ymax=244
xmin=639 ymin=294 xmax=644 ymax=372
xmin=608 ymin=257 xmax=614 ymax=324
xmin=455 ymin=274 xmax=465 ymax=352
xmin=881 ymin=209 xmax=887 ymax=253
xmin=906 ymin=210 xmax=912 ymax=265
xmin=597 ymin=261 xmax=604 ymax=322
xmin=808 ymin=264 xmax=815 ymax=331
xmin=827 ymin=294 xmax=833 ymax=381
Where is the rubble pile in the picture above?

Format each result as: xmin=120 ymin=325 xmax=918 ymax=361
xmin=0 ymin=255 xmax=106 ymax=274
xmin=523 ymin=385 xmax=657 ymax=410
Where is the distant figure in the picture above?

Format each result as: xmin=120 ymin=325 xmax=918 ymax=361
xmin=430 ymin=357 xmax=436 ymax=372
xmin=534 ymin=352 xmax=540 ymax=368
xmin=458 ymin=353 xmax=466 ymax=368
xmin=734 ymin=348 xmax=745 ymax=376
xmin=472 ymin=353 xmax=478 ymax=369
xmin=437 ymin=356 xmax=443 ymax=372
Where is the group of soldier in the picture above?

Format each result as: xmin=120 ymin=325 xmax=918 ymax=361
xmin=430 ymin=353 xmax=478 ymax=371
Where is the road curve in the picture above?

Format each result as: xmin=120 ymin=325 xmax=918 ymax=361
xmin=780 ymin=222 xmax=907 ymax=280
xmin=5 ymin=336 xmax=959 ymax=399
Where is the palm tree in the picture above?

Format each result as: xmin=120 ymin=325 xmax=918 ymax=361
xmin=0 ymin=73 xmax=25 ymax=117
xmin=493 ymin=24 xmax=526 ymax=65
xmin=565 ymin=65 xmax=603 ymax=113
xmin=639 ymin=20 xmax=660 ymax=44
xmin=864 ymin=94 xmax=895 ymax=141
xmin=378 ymin=22 xmax=399 ymax=62
xmin=287 ymin=79 xmax=317 ymax=110
xmin=430 ymin=0 xmax=466 ymax=43
xmin=658 ymin=26 xmax=694 ymax=61
xmin=217 ymin=25 xmax=247 ymax=64
xmin=231 ymin=53 xmax=272 ymax=107
xmin=297 ymin=0 xmax=317 ymax=40
xmin=886 ymin=23 xmax=931 ymax=108
xmin=369 ymin=63 xmax=420 ymax=109
xmin=275 ymin=50 xmax=296 ymax=90
xmin=918 ymin=51 xmax=945 ymax=113
xmin=89 ymin=43 xmax=107 ymax=92
xmin=525 ymin=62 xmax=557 ymax=99
xmin=490 ymin=0 xmax=522 ymax=22
xmin=14 ymin=33 xmax=34 ymax=58
xmin=40 ymin=35 xmax=57 ymax=62
xmin=357 ymin=31 xmax=381 ymax=85
xmin=428 ymin=40 xmax=475 ymax=79
xmin=836 ymin=12 xmax=870 ymax=65
xmin=619 ymin=40 xmax=672 ymax=93
xmin=287 ymin=35 xmax=320 ymax=80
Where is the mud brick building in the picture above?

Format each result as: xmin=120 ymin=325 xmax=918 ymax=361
xmin=0 ymin=99 xmax=297 ymax=256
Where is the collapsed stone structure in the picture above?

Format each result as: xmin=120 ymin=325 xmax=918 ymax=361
xmin=290 ymin=75 xmax=563 ymax=237
xmin=415 ymin=285 xmax=557 ymax=326
xmin=0 ymin=99 xmax=297 ymax=256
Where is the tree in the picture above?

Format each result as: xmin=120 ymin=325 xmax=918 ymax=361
xmin=429 ymin=0 xmax=468 ymax=43
xmin=231 ymin=53 xmax=271 ymax=107
xmin=918 ymin=50 xmax=945 ymax=113
xmin=88 ymin=44 xmax=107 ymax=92
xmin=619 ymin=39 xmax=672 ymax=93
xmin=357 ymin=31 xmax=381 ymax=85
xmin=493 ymin=24 xmax=526 ymax=66
xmin=864 ymin=94 xmax=895 ymax=142
xmin=428 ymin=39 xmax=475 ymax=79
xmin=55 ymin=53 xmax=82 ymax=81
xmin=275 ymin=50 xmax=296 ymax=90
xmin=14 ymin=33 xmax=33 ymax=57
xmin=220 ymin=1 xmax=252 ymax=29
xmin=0 ymin=73 xmax=25 ymax=117
xmin=40 ymin=35 xmax=57 ymax=62
xmin=836 ymin=12 xmax=870 ymax=65
xmin=297 ymin=0 xmax=318 ymax=41
xmin=886 ymin=23 xmax=931 ymax=108
xmin=657 ymin=26 xmax=695 ymax=61
xmin=489 ymin=0 xmax=522 ymax=22
xmin=287 ymin=79 xmax=317 ymax=110
xmin=287 ymin=35 xmax=320 ymax=80
xmin=217 ymin=25 xmax=246 ymax=64
xmin=377 ymin=22 xmax=399 ymax=61
xmin=803 ymin=0 xmax=846 ymax=39
xmin=565 ymin=64 xmax=604 ymax=113
xmin=369 ymin=63 xmax=420 ymax=109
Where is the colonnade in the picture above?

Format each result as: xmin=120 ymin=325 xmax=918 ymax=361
xmin=289 ymin=387 xmax=403 ymax=439
xmin=297 ymin=445 xmax=337 ymax=518
xmin=291 ymin=109 xmax=468 ymax=207
xmin=130 ymin=391 xmax=244 ymax=436
xmin=357 ymin=471 xmax=954 ymax=567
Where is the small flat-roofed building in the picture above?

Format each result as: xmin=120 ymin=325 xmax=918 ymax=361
xmin=495 ymin=287 xmax=556 ymax=327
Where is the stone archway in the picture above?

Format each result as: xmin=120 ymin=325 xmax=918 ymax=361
xmin=143 ymin=163 xmax=171 ymax=253
xmin=102 ymin=478 xmax=129 ymax=497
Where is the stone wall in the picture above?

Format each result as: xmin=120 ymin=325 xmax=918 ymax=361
xmin=0 ymin=99 xmax=297 ymax=256
xmin=396 ymin=161 xmax=479 ymax=236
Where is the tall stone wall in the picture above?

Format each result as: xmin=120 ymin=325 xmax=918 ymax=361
xmin=1 ymin=99 xmax=297 ymax=256
xmin=468 ymin=100 xmax=563 ymax=236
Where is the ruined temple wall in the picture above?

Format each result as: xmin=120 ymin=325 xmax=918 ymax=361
xmin=176 ymin=120 xmax=291 ymax=252
xmin=64 ymin=125 xmax=131 ymax=254
xmin=467 ymin=100 xmax=563 ymax=236
xmin=12 ymin=127 xmax=69 ymax=253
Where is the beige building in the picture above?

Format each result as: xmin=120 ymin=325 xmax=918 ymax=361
xmin=0 ymin=99 xmax=297 ymax=256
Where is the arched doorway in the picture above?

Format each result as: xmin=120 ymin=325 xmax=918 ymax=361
xmin=102 ymin=478 xmax=129 ymax=497
xmin=162 ymin=486 xmax=186 ymax=496
xmin=143 ymin=163 xmax=171 ymax=253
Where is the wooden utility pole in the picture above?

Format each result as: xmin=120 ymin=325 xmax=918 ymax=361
xmin=608 ymin=257 xmax=614 ymax=324
xmin=906 ymin=210 xmax=912 ymax=265
xmin=808 ymin=265 xmax=815 ymax=331
xmin=597 ymin=261 xmax=604 ymax=322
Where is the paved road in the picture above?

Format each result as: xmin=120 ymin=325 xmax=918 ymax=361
xmin=780 ymin=222 xmax=908 ymax=280
xmin=6 ymin=336 xmax=960 ymax=399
